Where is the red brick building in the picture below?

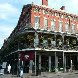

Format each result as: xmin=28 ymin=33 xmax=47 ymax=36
xmin=1 ymin=0 xmax=78 ymax=75
xmin=19 ymin=0 xmax=78 ymax=33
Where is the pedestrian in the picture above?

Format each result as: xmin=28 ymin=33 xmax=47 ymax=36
xmin=7 ymin=64 xmax=11 ymax=74
xmin=20 ymin=68 xmax=23 ymax=78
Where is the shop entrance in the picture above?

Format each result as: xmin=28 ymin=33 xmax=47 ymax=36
xmin=71 ymin=56 xmax=78 ymax=70
xmin=58 ymin=56 xmax=63 ymax=71
xmin=66 ymin=53 xmax=78 ymax=71
xmin=23 ymin=61 xmax=29 ymax=73
xmin=41 ymin=55 xmax=48 ymax=72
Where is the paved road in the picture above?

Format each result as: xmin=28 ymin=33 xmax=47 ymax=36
xmin=1 ymin=71 xmax=78 ymax=78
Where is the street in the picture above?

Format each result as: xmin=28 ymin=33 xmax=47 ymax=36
xmin=1 ymin=71 xmax=78 ymax=78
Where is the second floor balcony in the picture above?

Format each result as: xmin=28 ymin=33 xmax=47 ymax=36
xmin=4 ymin=31 xmax=78 ymax=52
xmin=17 ymin=34 xmax=78 ymax=51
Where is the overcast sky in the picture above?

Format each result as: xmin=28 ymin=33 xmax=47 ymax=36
xmin=0 ymin=0 xmax=78 ymax=49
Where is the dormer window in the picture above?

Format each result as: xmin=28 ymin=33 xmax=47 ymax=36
xmin=34 ymin=8 xmax=39 ymax=12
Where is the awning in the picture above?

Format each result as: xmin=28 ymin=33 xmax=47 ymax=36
xmin=19 ymin=51 xmax=35 ymax=61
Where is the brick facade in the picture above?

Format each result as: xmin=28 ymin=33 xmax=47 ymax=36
xmin=29 ymin=4 xmax=78 ymax=33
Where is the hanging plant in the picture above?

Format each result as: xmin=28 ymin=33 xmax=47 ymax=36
xmin=48 ymin=37 xmax=51 ymax=40
xmin=72 ymin=40 xmax=76 ymax=44
xmin=39 ymin=36 xmax=44 ymax=45
xmin=48 ymin=38 xmax=51 ymax=44
xmin=66 ymin=39 xmax=69 ymax=45
xmin=40 ymin=36 xmax=44 ymax=40
xmin=27 ymin=35 xmax=34 ymax=41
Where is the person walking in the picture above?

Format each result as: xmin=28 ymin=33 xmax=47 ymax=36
xmin=20 ymin=68 xmax=23 ymax=78
xmin=7 ymin=64 xmax=11 ymax=74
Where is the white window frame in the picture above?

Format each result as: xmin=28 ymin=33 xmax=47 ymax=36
xmin=59 ymin=21 xmax=63 ymax=32
xmin=44 ymin=17 xmax=48 ymax=30
xmin=65 ymin=23 xmax=69 ymax=32
xmin=72 ymin=24 xmax=75 ymax=33
xmin=51 ymin=19 xmax=56 ymax=31
xmin=34 ymin=16 xmax=40 ymax=29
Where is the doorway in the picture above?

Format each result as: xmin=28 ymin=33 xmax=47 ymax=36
xmin=41 ymin=55 xmax=48 ymax=72
xmin=23 ymin=61 xmax=29 ymax=73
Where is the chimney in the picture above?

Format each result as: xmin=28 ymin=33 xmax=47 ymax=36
xmin=60 ymin=6 xmax=65 ymax=10
xmin=42 ymin=0 xmax=48 ymax=6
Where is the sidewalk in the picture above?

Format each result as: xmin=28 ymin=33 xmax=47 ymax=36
xmin=3 ymin=71 xmax=78 ymax=78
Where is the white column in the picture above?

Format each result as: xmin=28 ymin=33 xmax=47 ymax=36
xmin=49 ymin=56 xmax=51 ymax=72
xmin=35 ymin=51 xmax=36 ymax=75
xmin=64 ymin=56 xmax=66 ymax=72
xmin=55 ymin=52 xmax=58 ymax=73
xmin=39 ymin=55 xmax=41 ymax=70
xmin=70 ymin=59 xmax=72 ymax=71
xmin=34 ymin=31 xmax=38 ymax=75
xmin=63 ymin=52 xmax=67 ymax=72
xmin=29 ymin=60 xmax=33 ymax=74
xmin=63 ymin=52 xmax=65 ymax=72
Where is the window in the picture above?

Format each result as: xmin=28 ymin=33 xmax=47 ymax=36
xmin=44 ymin=18 xmax=48 ymax=30
xmin=72 ymin=24 xmax=75 ymax=33
xmin=34 ymin=8 xmax=39 ymax=12
xmin=65 ymin=23 xmax=69 ymax=32
xmin=51 ymin=20 xmax=55 ymax=31
xmin=35 ymin=17 xmax=40 ymax=29
xmin=59 ymin=22 xmax=62 ymax=32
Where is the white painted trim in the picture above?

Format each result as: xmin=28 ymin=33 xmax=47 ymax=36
xmin=58 ymin=19 xmax=63 ymax=22
xmin=51 ymin=19 xmax=56 ymax=21
xmin=43 ymin=17 xmax=47 ymax=19
xmin=34 ymin=15 xmax=40 ymax=17
xmin=71 ymin=23 xmax=75 ymax=25
xmin=65 ymin=22 xmax=69 ymax=24
xmin=10 ymin=48 xmax=78 ymax=54
xmin=64 ymin=50 xmax=78 ymax=53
